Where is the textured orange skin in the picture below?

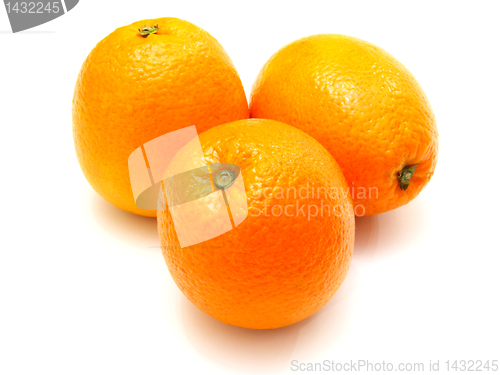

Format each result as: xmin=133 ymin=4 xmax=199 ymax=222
xmin=158 ymin=119 xmax=355 ymax=329
xmin=73 ymin=18 xmax=249 ymax=217
xmin=250 ymin=34 xmax=438 ymax=216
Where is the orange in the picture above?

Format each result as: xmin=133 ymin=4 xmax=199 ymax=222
xmin=73 ymin=18 xmax=248 ymax=217
xmin=250 ymin=34 xmax=438 ymax=216
xmin=158 ymin=119 xmax=355 ymax=329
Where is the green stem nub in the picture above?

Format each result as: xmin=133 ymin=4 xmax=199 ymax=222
xmin=214 ymin=170 xmax=235 ymax=189
xmin=398 ymin=164 xmax=418 ymax=191
xmin=139 ymin=24 xmax=159 ymax=38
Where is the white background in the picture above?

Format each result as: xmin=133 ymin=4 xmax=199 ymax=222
xmin=1 ymin=1 xmax=499 ymax=374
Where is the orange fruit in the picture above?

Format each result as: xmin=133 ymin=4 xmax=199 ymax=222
xmin=158 ymin=119 xmax=355 ymax=329
xmin=73 ymin=17 xmax=248 ymax=217
xmin=250 ymin=34 xmax=438 ymax=216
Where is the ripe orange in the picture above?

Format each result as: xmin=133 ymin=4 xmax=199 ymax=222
xmin=158 ymin=119 xmax=355 ymax=329
xmin=250 ymin=34 xmax=438 ymax=216
xmin=73 ymin=18 xmax=249 ymax=217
